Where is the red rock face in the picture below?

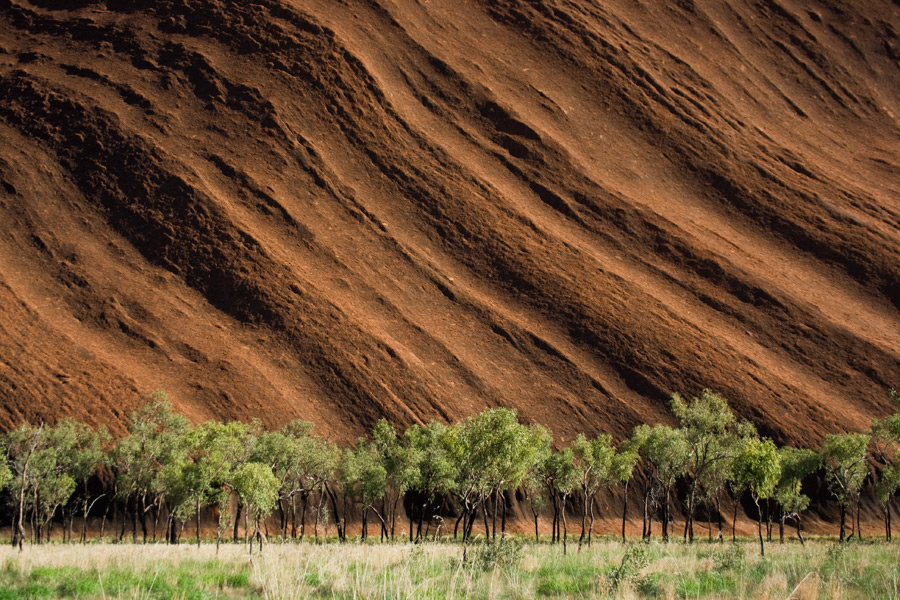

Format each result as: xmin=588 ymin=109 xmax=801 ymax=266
xmin=0 ymin=0 xmax=897 ymax=444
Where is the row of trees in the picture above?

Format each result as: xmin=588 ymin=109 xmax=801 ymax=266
xmin=1 ymin=389 xmax=899 ymax=557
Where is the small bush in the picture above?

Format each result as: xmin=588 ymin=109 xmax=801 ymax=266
xmin=608 ymin=543 xmax=651 ymax=591
xmin=471 ymin=537 xmax=525 ymax=571
xmin=714 ymin=543 xmax=745 ymax=570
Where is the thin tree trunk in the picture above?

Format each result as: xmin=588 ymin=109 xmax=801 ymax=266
xmin=755 ymin=497 xmax=765 ymax=557
xmin=588 ymin=495 xmax=596 ymax=546
xmin=621 ymin=481 xmax=629 ymax=543
xmin=561 ymin=494 xmax=569 ymax=555
xmin=233 ymin=502 xmax=243 ymax=543
xmin=196 ymin=499 xmax=202 ymax=548
xmin=795 ymin=513 xmax=805 ymax=546
xmin=840 ymin=504 xmax=847 ymax=542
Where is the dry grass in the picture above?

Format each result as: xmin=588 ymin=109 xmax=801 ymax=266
xmin=0 ymin=537 xmax=899 ymax=598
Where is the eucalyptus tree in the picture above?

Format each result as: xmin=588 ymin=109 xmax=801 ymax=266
xmin=572 ymin=433 xmax=614 ymax=550
xmin=869 ymin=388 xmax=900 ymax=541
xmin=341 ymin=437 xmax=388 ymax=541
xmin=404 ymin=421 xmax=457 ymax=542
xmin=487 ymin=422 xmax=551 ymax=539
xmin=612 ymin=442 xmax=640 ymax=543
xmin=671 ymin=390 xmax=749 ymax=542
xmin=822 ymin=432 xmax=870 ymax=542
xmin=253 ymin=427 xmax=304 ymax=540
xmin=48 ymin=419 xmax=109 ymax=543
xmin=4 ymin=422 xmax=45 ymax=549
xmin=774 ymin=446 xmax=820 ymax=545
xmin=292 ymin=433 xmax=341 ymax=542
xmin=372 ymin=419 xmax=416 ymax=540
xmin=733 ymin=437 xmax=781 ymax=556
xmin=112 ymin=395 xmax=190 ymax=543
xmin=166 ymin=420 xmax=252 ymax=548
xmin=543 ymin=447 xmax=580 ymax=555
xmin=232 ymin=461 xmax=280 ymax=553
xmin=631 ymin=424 xmax=688 ymax=542
xmin=446 ymin=408 xmax=542 ymax=560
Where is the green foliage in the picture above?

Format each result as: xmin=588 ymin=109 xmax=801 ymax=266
xmin=403 ymin=421 xmax=457 ymax=502
xmin=631 ymin=423 xmax=688 ymax=490
xmin=232 ymin=462 xmax=279 ymax=522
xmin=608 ymin=543 xmax=651 ymax=591
xmin=732 ymin=437 xmax=781 ymax=501
xmin=821 ymin=432 xmax=870 ymax=508
xmin=341 ymin=438 xmax=387 ymax=510
xmin=470 ymin=537 xmax=525 ymax=571
xmin=774 ymin=446 xmax=820 ymax=516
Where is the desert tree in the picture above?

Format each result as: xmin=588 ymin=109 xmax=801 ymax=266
xmin=822 ymin=432 xmax=870 ymax=542
xmin=631 ymin=424 xmax=688 ymax=542
xmin=48 ymin=419 xmax=109 ymax=543
xmin=232 ymin=462 xmax=280 ymax=554
xmin=732 ymin=437 xmax=781 ymax=556
xmin=572 ymin=433 xmax=614 ymax=550
xmin=542 ymin=447 xmax=580 ymax=555
xmin=445 ymin=408 xmax=540 ymax=560
xmin=773 ymin=446 xmax=820 ymax=545
xmin=341 ymin=437 xmax=388 ymax=541
xmin=371 ymin=419 xmax=416 ymax=540
xmin=612 ymin=441 xmax=640 ymax=543
xmin=167 ymin=420 xmax=252 ymax=548
xmin=671 ymin=389 xmax=750 ymax=542
xmin=3 ymin=422 xmax=44 ymax=549
xmin=112 ymin=394 xmax=190 ymax=543
xmin=869 ymin=389 xmax=900 ymax=541
xmin=403 ymin=421 xmax=457 ymax=542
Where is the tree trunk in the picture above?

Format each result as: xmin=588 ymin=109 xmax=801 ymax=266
xmin=233 ymin=502 xmax=243 ymax=543
xmin=642 ymin=487 xmax=649 ymax=541
xmin=839 ymin=504 xmax=846 ymax=542
xmin=755 ymin=497 xmax=765 ymax=557
xmin=779 ymin=514 xmax=785 ymax=544
xmin=795 ymin=513 xmax=805 ymax=545
xmin=196 ymin=499 xmax=202 ymax=548
xmin=621 ymin=481 xmax=629 ymax=543
xmin=716 ymin=495 xmax=723 ymax=543
xmin=588 ymin=495 xmax=596 ymax=546
xmin=561 ymin=494 xmax=569 ymax=555
xmin=501 ymin=491 xmax=508 ymax=537
xmin=856 ymin=498 xmax=862 ymax=540
xmin=579 ymin=487 xmax=588 ymax=551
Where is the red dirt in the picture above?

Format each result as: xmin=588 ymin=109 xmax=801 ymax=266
xmin=0 ymin=0 xmax=898 ymax=443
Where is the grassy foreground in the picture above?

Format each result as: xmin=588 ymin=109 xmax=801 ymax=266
xmin=0 ymin=537 xmax=898 ymax=599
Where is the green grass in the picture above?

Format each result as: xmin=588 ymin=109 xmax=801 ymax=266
xmin=0 ymin=537 xmax=899 ymax=599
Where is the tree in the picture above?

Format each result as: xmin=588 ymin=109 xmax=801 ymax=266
xmin=631 ymin=424 xmax=688 ymax=542
xmin=446 ymin=408 xmax=544 ymax=560
xmin=372 ymin=419 xmax=417 ymax=540
xmin=572 ymin=433 xmax=614 ymax=550
xmin=612 ymin=442 xmax=640 ymax=543
xmin=822 ymin=432 xmax=870 ymax=542
xmin=112 ymin=395 xmax=190 ymax=543
xmin=341 ymin=438 xmax=388 ymax=541
xmin=733 ymin=437 xmax=781 ymax=556
xmin=404 ymin=421 xmax=457 ymax=542
xmin=49 ymin=419 xmax=109 ymax=543
xmin=232 ymin=462 xmax=279 ymax=553
xmin=671 ymin=390 xmax=746 ymax=542
xmin=542 ymin=447 xmax=580 ymax=555
xmin=869 ymin=388 xmax=900 ymax=541
xmin=774 ymin=446 xmax=820 ymax=545
xmin=4 ymin=422 xmax=45 ymax=550
xmin=168 ymin=420 xmax=252 ymax=548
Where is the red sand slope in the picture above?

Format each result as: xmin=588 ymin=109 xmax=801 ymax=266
xmin=0 ymin=0 xmax=898 ymax=443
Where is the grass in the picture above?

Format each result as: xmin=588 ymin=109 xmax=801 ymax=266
xmin=0 ymin=536 xmax=898 ymax=599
